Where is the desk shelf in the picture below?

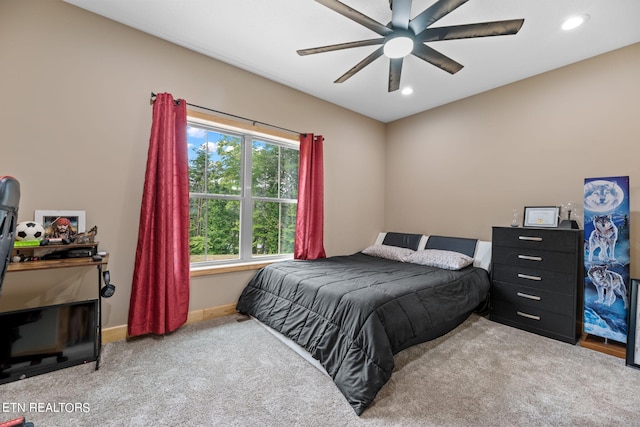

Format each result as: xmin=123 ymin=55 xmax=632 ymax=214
xmin=7 ymin=254 xmax=108 ymax=272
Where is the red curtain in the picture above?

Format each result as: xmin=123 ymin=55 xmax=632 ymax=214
xmin=128 ymin=93 xmax=190 ymax=337
xmin=294 ymin=134 xmax=326 ymax=260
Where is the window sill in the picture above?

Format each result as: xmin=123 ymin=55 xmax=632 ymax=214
xmin=190 ymin=259 xmax=283 ymax=277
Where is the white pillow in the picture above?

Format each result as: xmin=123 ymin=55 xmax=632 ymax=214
xmin=406 ymin=249 xmax=474 ymax=270
xmin=473 ymin=241 xmax=492 ymax=271
xmin=362 ymin=244 xmax=415 ymax=262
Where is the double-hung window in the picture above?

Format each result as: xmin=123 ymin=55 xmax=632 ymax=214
xmin=187 ymin=117 xmax=299 ymax=266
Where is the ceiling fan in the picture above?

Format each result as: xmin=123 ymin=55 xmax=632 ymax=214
xmin=297 ymin=0 xmax=525 ymax=92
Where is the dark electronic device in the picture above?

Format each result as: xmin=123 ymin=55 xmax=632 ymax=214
xmin=0 ymin=300 xmax=98 ymax=384
xmin=66 ymin=248 xmax=94 ymax=258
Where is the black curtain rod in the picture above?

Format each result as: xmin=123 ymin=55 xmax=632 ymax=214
xmin=150 ymin=92 xmax=304 ymax=137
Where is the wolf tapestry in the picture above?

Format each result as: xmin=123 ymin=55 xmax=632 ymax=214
xmin=583 ymin=176 xmax=630 ymax=343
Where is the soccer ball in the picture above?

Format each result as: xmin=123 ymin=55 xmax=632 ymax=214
xmin=15 ymin=221 xmax=45 ymax=241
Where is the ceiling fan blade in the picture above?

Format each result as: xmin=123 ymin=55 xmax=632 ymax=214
xmin=390 ymin=0 xmax=412 ymax=30
xmin=412 ymin=43 xmax=463 ymax=74
xmin=335 ymin=46 xmax=384 ymax=83
xmin=316 ymin=0 xmax=393 ymax=36
xmin=297 ymin=38 xmax=384 ymax=56
xmin=388 ymin=57 xmax=403 ymax=92
xmin=409 ymin=0 xmax=469 ymax=34
xmin=416 ymin=19 xmax=524 ymax=42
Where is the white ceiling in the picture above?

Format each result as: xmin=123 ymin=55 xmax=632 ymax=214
xmin=64 ymin=0 xmax=640 ymax=123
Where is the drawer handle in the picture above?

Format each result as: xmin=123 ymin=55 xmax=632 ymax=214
xmin=518 ymin=236 xmax=543 ymax=242
xmin=517 ymin=292 xmax=541 ymax=301
xmin=518 ymin=255 xmax=542 ymax=261
xmin=517 ymin=311 xmax=541 ymax=321
xmin=518 ymin=273 xmax=542 ymax=281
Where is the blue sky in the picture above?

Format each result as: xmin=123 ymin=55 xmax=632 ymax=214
xmin=187 ymin=125 xmax=267 ymax=164
xmin=187 ymin=125 xmax=218 ymax=163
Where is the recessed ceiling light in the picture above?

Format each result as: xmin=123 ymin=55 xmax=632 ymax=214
xmin=401 ymin=87 xmax=414 ymax=96
xmin=562 ymin=14 xmax=589 ymax=31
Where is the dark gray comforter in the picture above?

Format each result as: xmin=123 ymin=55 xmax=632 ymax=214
xmin=236 ymin=252 xmax=490 ymax=415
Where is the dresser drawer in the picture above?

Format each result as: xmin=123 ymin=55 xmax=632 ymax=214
xmin=492 ymin=246 xmax=577 ymax=274
xmin=490 ymin=303 xmax=575 ymax=339
xmin=492 ymin=227 xmax=579 ymax=253
xmin=492 ymin=264 xmax=576 ymax=294
xmin=491 ymin=281 xmax=575 ymax=314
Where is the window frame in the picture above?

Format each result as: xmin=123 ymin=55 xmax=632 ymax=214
xmin=187 ymin=111 xmax=299 ymax=269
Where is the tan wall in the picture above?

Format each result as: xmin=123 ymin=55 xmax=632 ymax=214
xmin=385 ymin=43 xmax=640 ymax=276
xmin=3 ymin=0 xmax=638 ymax=331
xmin=0 ymin=0 xmax=386 ymax=328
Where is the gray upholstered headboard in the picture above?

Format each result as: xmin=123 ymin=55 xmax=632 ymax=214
xmin=425 ymin=235 xmax=478 ymax=258
xmin=381 ymin=232 xmax=424 ymax=250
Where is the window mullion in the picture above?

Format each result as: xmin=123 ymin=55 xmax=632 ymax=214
xmin=251 ymin=196 xmax=297 ymax=204
xmin=190 ymin=193 xmax=241 ymax=201
xmin=278 ymin=201 xmax=282 ymax=255
xmin=240 ymin=136 xmax=253 ymax=259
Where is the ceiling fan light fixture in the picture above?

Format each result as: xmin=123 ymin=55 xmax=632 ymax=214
xmin=562 ymin=14 xmax=589 ymax=31
xmin=384 ymin=36 xmax=414 ymax=58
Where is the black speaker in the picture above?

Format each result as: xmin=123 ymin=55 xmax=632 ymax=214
xmin=558 ymin=219 xmax=580 ymax=229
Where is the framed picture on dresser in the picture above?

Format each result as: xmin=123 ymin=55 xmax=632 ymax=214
xmin=523 ymin=206 xmax=560 ymax=228
xmin=626 ymin=279 xmax=640 ymax=369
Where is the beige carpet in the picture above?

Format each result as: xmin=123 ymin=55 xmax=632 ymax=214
xmin=2 ymin=313 xmax=640 ymax=426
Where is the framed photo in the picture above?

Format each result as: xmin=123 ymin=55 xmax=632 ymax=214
xmin=523 ymin=206 xmax=560 ymax=228
xmin=35 ymin=210 xmax=86 ymax=239
xmin=627 ymin=279 xmax=640 ymax=369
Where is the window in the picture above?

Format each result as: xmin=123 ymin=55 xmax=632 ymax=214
xmin=187 ymin=118 xmax=299 ymax=266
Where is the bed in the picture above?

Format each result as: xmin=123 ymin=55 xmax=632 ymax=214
xmin=236 ymin=232 xmax=491 ymax=415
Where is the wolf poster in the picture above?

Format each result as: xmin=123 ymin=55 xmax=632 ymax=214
xmin=583 ymin=176 xmax=630 ymax=343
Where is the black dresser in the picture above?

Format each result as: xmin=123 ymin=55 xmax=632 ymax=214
xmin=490 ymin=226 xmax=583 ymax=344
